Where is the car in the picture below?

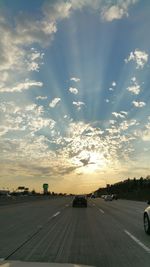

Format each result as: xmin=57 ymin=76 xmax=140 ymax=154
xmin=111 ymin=194 xmax=118 ymax=200
xmin=143 ymin=200 xmax=150 ymax=235
xmin=104 ymin=195 xmax=113 ymax=201
xmin=72 ymin=195 xmax=87 ymax=207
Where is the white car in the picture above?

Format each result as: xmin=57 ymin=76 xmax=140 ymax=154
xmin=104 ymin=195 xmax=113 ymax=201
xmin=143 ymin=201 xmax=150 ymax=235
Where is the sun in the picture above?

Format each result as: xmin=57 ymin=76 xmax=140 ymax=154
xmin=71 ymin=150 xmax=107 ymax=174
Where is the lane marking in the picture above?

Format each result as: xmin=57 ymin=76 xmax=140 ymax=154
xmin=124 ymin=230 xmax=150 ymax=254
xmin=99 ymin=208 xmax=104 ymax=214
xmin=52 ymin=211 xmax=60 ymax=218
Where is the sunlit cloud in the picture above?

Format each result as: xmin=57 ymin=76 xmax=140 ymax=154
xmin=127 ymin=76 xmax=141 ymax=95
xmin=69 ymin=87 xmax=79 ymax=94
xmin=112 ymin=111 xmax=127 ymax=119
xmin=70 ymin=77 xmax=80 ymax=82
xmin=112 ymin=81 xmax=116 ymax=87
xmin=0 ymin=79 xmax=43 ymax=93
xmin=36 ymin=96 xmax=48 ymax=100
xmin=125 ymin=49 xmax=149 ymax=69
xmin=132 ymin=100 xmax=146 ymax=108
xmin=73 ymin=101 xmax=85 ymax=110
xmin=102 ymin=5 xmax=128 ymax=21
xmin=49 ymin=97 xmax=61 ymax=108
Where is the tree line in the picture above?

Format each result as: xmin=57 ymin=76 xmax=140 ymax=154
xmin=94 ymin=175 xmax=150 ymax=201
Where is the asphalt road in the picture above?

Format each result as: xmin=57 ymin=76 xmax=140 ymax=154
xmin=0 ymin=197 xmax=150 ymax=267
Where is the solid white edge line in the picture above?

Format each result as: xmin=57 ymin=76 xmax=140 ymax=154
xmin=99 ymin=208 xmax=104 ymax=214
xmin=124 ymin=230 xmax=150 ymax=254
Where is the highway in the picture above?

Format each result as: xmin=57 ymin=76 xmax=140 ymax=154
xmin=0 ymin=197 xmax=150 ymax=267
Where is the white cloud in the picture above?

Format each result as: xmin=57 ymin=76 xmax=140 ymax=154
xmin=120 ymin=111 xmax=128 ymax=116
xmin=112 ymin=81 xmax=116 ymax=87
xmin=70 ymin=77 xmax=80 ymax=82
xmin=0 ymin=79 xmax=43 ymax=93
xmin=49 ymin=98 xmax=61 ymax=108
xmin=109 ymin=120 xmax=116 ymax=124
xmin=27 ymin=50 xmax=44 ymax=72
xmin=73 ymin=101 xmax=85 ymax=110
xmin=69 ymin=87 xmax=79 ymax=95
xmin=102 ymin=5 xmax=127 ymax=21
xmin=125 ymin=49 xmax=148 ymax=69
xmin=132 ymin=101 xmax=146 ymax=108
xmin=127 ymin=84 xmax=140 ymax=95
xmin=105 ymin=99 xmax=110 ymax=103
xmin=109 ymin=87 xmax=114 ymax=91
xmin=127 ymin=77 xmax=141 ymax=95
xmin=36 ymin=96 xmax=48 ymax=100
xmin=101 ymin=1 xmax=139 ymax=22
xmin=131 ymin=76 xmax=136 ymax=82
xmin=43 ymin=1 xmax=72 ymax=21
xmin=28 ymin=117 xmax=55 ymax=132
xmin=112 ymin=112 xmax=127 ymax=119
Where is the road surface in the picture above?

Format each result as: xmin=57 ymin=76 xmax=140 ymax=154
xmin=0 ymin=197 xmax=150 ymax=267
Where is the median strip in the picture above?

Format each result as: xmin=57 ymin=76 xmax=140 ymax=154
xmin=124 ymin=230 xmax=150 ymax=254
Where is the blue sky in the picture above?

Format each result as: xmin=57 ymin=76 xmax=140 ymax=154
xmin=0 ymin=0 xmax=150 ymax=193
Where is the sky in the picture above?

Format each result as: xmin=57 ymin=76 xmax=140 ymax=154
xmin=0 ymin=0 xmax=150 ymax=194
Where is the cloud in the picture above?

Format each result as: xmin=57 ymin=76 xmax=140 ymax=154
xmin=28 ymin=117 xmax=55 ymax=132
xmin=127 ymin=85 xmax=140 ymax=95
xmin=0 ymin=101 xmax=57 ymax=138
xmin=127 ymin=77 xmax=141 ymax=95
xmin=43 ymin=1 xmax=72 ymax=21
xmin=36 ymin=96 xmax=48 ymax=100
xmin=0 ymin=0 xmax=140 ymax=92
xmin=102 ymin=5 xmax=127 ymax=21
xmin=105 ymin=99 xmax=110 ymax=103
xmin=125 ymin=49 xmax=148 ymax=69
xmin=70 ymin=77 xmax=80 ymax=82
xmin=73 ymin=101 xmax=85 ymax=110
xmin=27 ymin=49 xmax=44 ymax=72
xmin=112 ymin=111 xmax=127 ymax=119
xmin=0 ymin=79 xmax=43 ymax=93
xmin=69 ymin=87 xmax=79 ymax=95
xmin=112 ymin=81 xmax=116 ymax=87
xmin=132 ymin=101 xmax=146 ymax=108
xmin=101 ymin=1 xmax=139 ymax=21
xmin=49 ymin=97 xmax=61 ymax=108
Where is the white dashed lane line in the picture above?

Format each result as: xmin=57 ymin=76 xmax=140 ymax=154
xmin=99 ymin=208 xmax=104 ymax=214
xmin=124 ymin=230 xmax=150 ymax=254
xmin=52 ymin=211 xmax=60 ymax=218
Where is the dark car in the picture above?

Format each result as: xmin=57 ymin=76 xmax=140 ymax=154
xmin=72 ymin=195 xmax=87 ymax=207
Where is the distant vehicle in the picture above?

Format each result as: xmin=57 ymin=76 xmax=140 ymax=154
xmin=143 ymin=201 xmax=150 ymax=235
xmin=111 ymin=194 xmax=118 ymax=200
xmin=101 ymin=195 xmax=106 ymax=199
xmin=72 ymin=195 xmax=87 ymax=207
xmin=91 ymin=194 xmax=95 ymax=198
xmin=104 ymin=195 xmax=113 ymax=201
